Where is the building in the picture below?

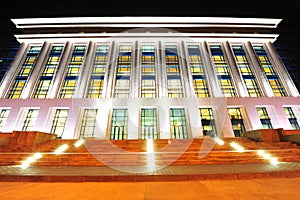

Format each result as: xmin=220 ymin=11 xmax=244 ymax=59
xmin=0 ymin=16 xmax=299 ymax=140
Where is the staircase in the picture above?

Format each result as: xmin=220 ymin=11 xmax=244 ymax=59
xmin=1 ymin=137 xmax=300 ymax=167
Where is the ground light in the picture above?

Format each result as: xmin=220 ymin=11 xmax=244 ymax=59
xmin=20 ymin=152 xmax=43 ymax=169
xmin=74 ymin=139 xmax=84 ymax=147
xmin=54 ymin=144 xmax=69 ymax=155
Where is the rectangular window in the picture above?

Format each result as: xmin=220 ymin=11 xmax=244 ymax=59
xmin=210 ymin=45 xmax=236 ymax=97
xmin=284 ymin=107 xmax=300 ymax=130
xmin=199 ymin=108 xmax=217 ymax=137
xmin=141 ymin=108 xmax=158 ymax=139
xmin=59 ymin=45 xmax=86 ymax=98
xmin=87 ymin=45 xmax=109 ymax=98
xmin=79 ymin=109 xmax=98 ymax=138
xmin=253 ymin=46 xmax=286 ymax=97
xmin=170 ymin=108 xmax=188 ymax=139
xmin=165 ymin=45 xmax=183 ymax=97
xmin=256 ymin=107 xmax=273 ymax=129
xmin=227 ymin=108 xmax=246 ymax=137
xmin=0 ymin=109 xmax=10 ymax=131
xmin=232 ymin=45 xmax=261 ymax=97
xmin=187 ymin=45 xmax=209 ymax=97
xmin=141 ymin=44 xmax=156 ymax=97
xmin=22 ymin=109 xmax=39 ymax=131
xmin=110 ymin=109 xmax=128 ymax=140
xmin=50 ymin=109 xmax=69 ymax=137
xmin=34 ymin=46 xmax=64 ymax=98
xmin=6 ymin=46 xmax=42 ymax=99
xmin=114 ymin=44 xmax=132 ymax=98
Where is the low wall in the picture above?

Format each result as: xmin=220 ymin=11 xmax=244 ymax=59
xmin=0 ymin=131 xmax=57 ymax=146
xmin=241 ymin=129 xmax=280 ymax=142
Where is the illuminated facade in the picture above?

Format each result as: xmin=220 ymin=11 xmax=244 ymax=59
xmin=0 ymin=17 xmax=299 ymax=139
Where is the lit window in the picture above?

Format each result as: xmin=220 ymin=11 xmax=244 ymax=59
xmin=80 ymin=109 xmax=98 ymax=138
xmin=253 ymin=46 xmax=286 ymax=97
xmin=141 ymin=45 xmax=156 ymax=97
xmin=199 ymin=108 xmax=217 ymax=137
xmin=170 ymin=108 xmax=188 ymax=139
xmin=87 ymin=45 xmax=109 ymax=98
xmin=210 ymin=45 xmax=236 ymax=97
xmin=22 ymin=109 xmax=39 ymax=131
xmin=284 ymin=107 xmax=300 ymax=130
xmin=110 ymin=109 xmax=128 ymax=140
xmin=227 ymin=108 xmax=246 ymax=137
xmin=34 ymin=46 xmax=64 ymax=98
xmin=0 ymin=109 xmax=10 ymax=131
xmin=187 ymin=45 xmax=209 ymax=97
xmin=232 ymin=45 xmax=261 ymax=97
xmin=114 ymin=44 xmax=132 ymax=98
xmin=59 ymin=45 xmax=86 ymax=98
xmin=50 ymin=109 xmax=69 ymax=137
xmin=6 ymin=46 xmax=42 ymax=99
xmin=256 ymin=107 xmax=273 ymax=129
xmin=141 ymin=108 xmax=158 ymax=139
xmin=165 ymin=45 xmax=183 ymax=97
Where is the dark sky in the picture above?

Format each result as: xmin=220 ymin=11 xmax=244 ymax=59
xmin=0 ymin=0 xmax=299 ymax=86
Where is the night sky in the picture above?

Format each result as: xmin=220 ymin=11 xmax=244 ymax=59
xmin=0 ymin=0 xmax=299 ymax=88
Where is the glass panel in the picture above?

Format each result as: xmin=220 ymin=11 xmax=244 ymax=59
xmin=170 ymin=108 xmax=188 ymax=139
xmin=284 ymin=107 xmax=300 ymax=130
xmin=227 ymin=108 xmax=246 ymax=137
xmin=0 ymin=109 xmax=10 ymax=131
xmin=256 ymin=107 xmax=273 ymax=129
xmin=50 ymin=109 xmax=69 ymax=137
xmin=110 ymin=109 xmax=128 ymax=140
xmin=59 ymin=45 xmax=86 ymax=98
xmin=187 ymin=45 xmax=210 ymax=97
xmin=199 ymin=108 xmax=217 ymax=137
xmin=141 ymin=108 xmax=158 ymax=139
xmin=22 ymin=109 xmax=39 ymax=131
xmin=6 ymin=46 xmax=42 ymax=99
xmin=80 ymin=109 xmax=98 ymax=138
xmin=141 ymin=44 xmax=156 ymax=97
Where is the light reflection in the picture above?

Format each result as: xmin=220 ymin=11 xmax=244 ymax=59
xmin=146 ymin=139 xmax=155 ymax=171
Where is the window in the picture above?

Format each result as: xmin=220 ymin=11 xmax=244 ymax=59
xmin=0 ymin=109 xmax=10 ymax=131
xmin=165 ymin=45 xmax=183 ymax=97
xmin=210 ymin=45 xmax=236 ymax=97
xmin=232 ymin=45 xmax=261 ymax=97
xmin=50 ymin=109 xmax=69 ymax=137
xmin=59 ymin=45 xmax=86 ymax=98
xmin=253 ymin=46 xmax=286 ymax=97
xmin=187 ymin=45 xmax=209 ymax=97
xmin=256 ymin=107 xmax=273 ymax=129
xmin=199 ymin=108 xmax=217 ymax=137
xmin=114 ymin=44 xmax=132 ymax=98
xmin=141 ymin=44 xmax=156 ymax=97
xmin=6 ymin=46 xmax=42 ymax=99
xmin=110 ymin=109 xmax=128 ymax=140
xmin=227 ymin=108 xmax=246 ymax=137
xmin=79 ymin=109 xmax=98 ymax=138
xmin=22 ymin=109 xmax=39 ymax=131
xmin=34 ymin=46 xmax=64 ymax=98
xmin=141 ymin=108 xmax=158 ymax=139
xmin=170 ymin=108 xmax=188 ymax=139
xmin=284 ymin=107 xmax=300 ymax=130
xmin=87 ymin=45 xmax=109 ymax=98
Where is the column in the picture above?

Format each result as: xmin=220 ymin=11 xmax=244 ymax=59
xmin=158 ymin=41 xmax=167 ymax=97
xmin=179 ymin=41 xmax=193 ymax=97
xmin=222 ymin=41 xmax=247 ymax=97
xmin=75 ymin=41 xmax=95 ymax=98
xmin=0 ymin=42 xmax=29 ymax=98
xmin=264 ymin=41 xmax=299 ymax=97
xmin=130 ymin=40 xmax=139 ymax=98
xmin=21 ymin=41 xmax=51 ymax=99
xmin=200 ymin=41 xmax=222 ymax=97
xmin=243 ymin=41 xmax=274 ymax=97
xmin=48 ymin=41 xmax=72 ymax=98
xmin=104 ymin=41 xmax=117 ymax=98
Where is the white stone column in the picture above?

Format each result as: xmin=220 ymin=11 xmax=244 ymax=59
xmin=75 ymin=41 xmax=95 ymax=98
xmin=243 ymin=41 xmax=274 ymax=97
xmin=48 ymin=41 xmax=73 ymax=98
xmin=0 ymin=42 xmax=29 ymax=98
xmin=264 ymin=41 xmax=299 ymax=97
xmin=179 ymin=41 xmax=193 ymax=97
xmin=158 ymin=41 xmax=167 ymax=97
xmin=104 ymin=41 xmax=117 ymax=98
xmin=222 ymin=41 xmax=248 ymax=97
xmin=200 ymin=41 xmax=222 ymax=97
xmin=21 ymin=41 xmax=51 ymax=99
xmin=130 ymin=40 xmax=139 ymax=98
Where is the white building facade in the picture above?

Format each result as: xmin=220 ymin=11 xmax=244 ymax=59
xmin=0 ymin=17 xmax=299 ymax=139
